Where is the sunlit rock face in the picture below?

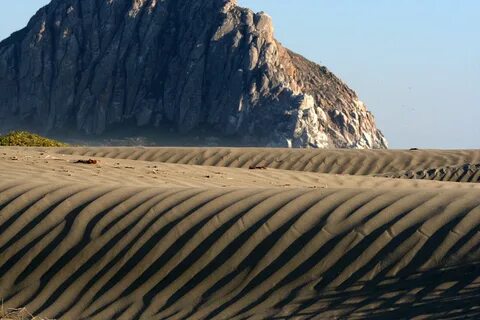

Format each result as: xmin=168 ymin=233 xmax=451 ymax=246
xmin=0 ymin=0 xmax=387 ymax=148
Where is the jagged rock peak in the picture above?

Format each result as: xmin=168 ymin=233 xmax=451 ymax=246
xmin=0 ymin=0 xmax=388 ymax=148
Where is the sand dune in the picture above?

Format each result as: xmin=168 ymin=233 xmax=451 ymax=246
xmin=380 ymin=163 xmax=480 ymax=183
xmin=1 ymin=147 xmax=480 ymax=319
xmin=48 ymin=147 xmax=480 ymax=175
xmin=1 ymin=148 xmax=479 ymax=190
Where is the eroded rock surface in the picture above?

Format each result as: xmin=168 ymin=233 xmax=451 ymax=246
xmin=0 ymin=0 xmax=387 ymax=148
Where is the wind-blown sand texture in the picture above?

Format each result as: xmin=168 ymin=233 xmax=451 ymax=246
xmin=51 ymin=147 xmax=480 ymax=175
xmin=1 ymin=147 xmax=480 ymax=319
xmin=378 ymin=163 xmax=480 ymax=183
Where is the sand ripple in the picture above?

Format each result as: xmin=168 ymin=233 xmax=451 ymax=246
xmin=50 ymin=147 xmax=480 ymax=175
xmin=1 ymin=147 xmax=480 ymax=319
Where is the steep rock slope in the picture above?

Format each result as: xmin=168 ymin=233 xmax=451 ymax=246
xmin=0 ymin=0 xmax=387 ymax=148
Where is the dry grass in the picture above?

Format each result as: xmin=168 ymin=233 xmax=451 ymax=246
xmin=0 ymin=302 xmax=51 ymax=320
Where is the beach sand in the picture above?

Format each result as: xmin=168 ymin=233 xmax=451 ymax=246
xmin=1 ymin=147 xmax=479 ymax=319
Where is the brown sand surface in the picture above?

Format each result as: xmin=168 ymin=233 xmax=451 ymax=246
xmin=1 ymin=148 xmax=480 ymax=190
xmin=378 ymin=163 xmax=480 ymax=183
xmin=1 ymin=147 xmax=480 ymax=319
xmin=47 ymin=147 xmax=480 ymax=176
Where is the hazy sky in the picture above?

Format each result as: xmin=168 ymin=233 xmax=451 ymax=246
xmin=1 ymin=1 xmax=478 ymax=149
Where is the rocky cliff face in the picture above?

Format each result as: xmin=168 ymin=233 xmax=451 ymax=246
xmin=0 ymin=0 xmax=388 ymax=148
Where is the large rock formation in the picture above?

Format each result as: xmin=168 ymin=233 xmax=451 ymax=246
xmin=0 ymin=0 xmax=388 ymax=148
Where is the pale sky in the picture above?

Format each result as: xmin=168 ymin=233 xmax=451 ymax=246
xmin=1 ymin=1 xmax=479 ymax=149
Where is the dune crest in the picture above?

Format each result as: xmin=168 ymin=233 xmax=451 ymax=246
xmin=50 ymin=147 xmax=480 ymax=176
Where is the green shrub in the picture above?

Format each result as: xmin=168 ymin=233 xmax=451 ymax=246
xmin=0 ymin=131 xmax=67 ymax=147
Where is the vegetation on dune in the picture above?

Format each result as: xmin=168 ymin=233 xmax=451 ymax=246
xmin=0 ymin=131 xmax=67 ymax=147
xmin=1 ymin=303 xmax=51 ymax=320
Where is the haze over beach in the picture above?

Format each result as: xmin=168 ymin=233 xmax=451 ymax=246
xmin=0 ymin=1 xmax=479 ymax=320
